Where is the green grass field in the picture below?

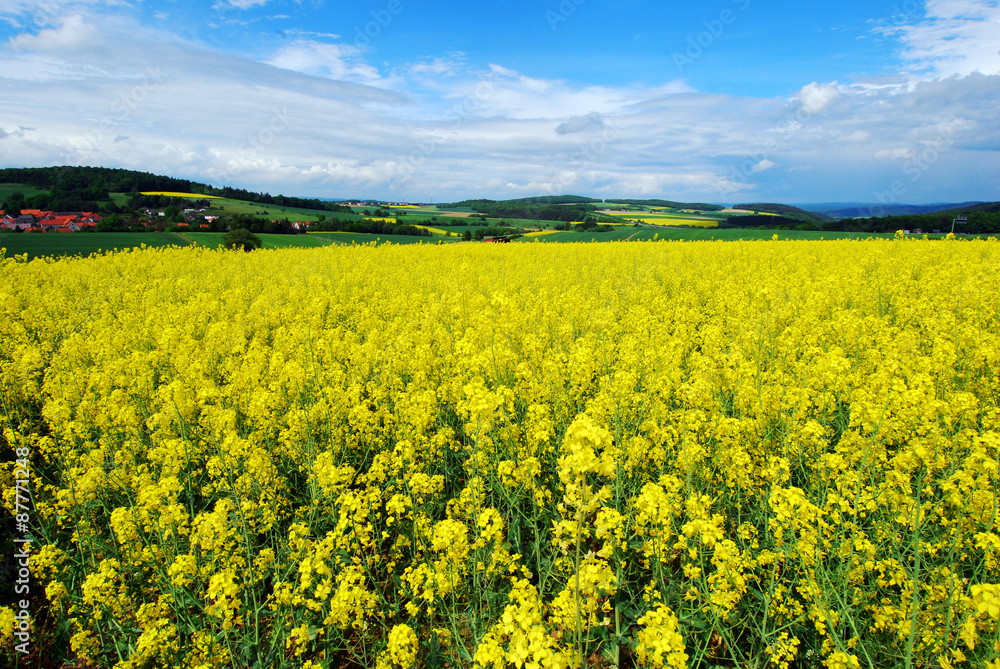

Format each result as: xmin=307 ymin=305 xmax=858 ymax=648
xmin=6 ymin=228 xmax=949 ymax=261
xmin=204 ymin=198 xmax=337 ymax=221
xmin=182 ymin=232 xmax=337 ymax=250
xmin=0 ymin=230 xmax=464 ymax=260
xmin=0 ymin=183 xmax=51 ymax=205
xmin=0 ymin=232 xmax=191 ymax=260
xmin=108 ymin=193 xmax=346 ymax=223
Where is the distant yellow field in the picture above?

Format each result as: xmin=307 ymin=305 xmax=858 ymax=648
xmin=414 ymin=224 xmax=449 ymax=235
xmin=140 ymin=191 xmax=222 ymax=199
xmin=722 ymin=208 xmax=779 ymax=216
xmin=606 ymin=212 xmax=719 ymax=228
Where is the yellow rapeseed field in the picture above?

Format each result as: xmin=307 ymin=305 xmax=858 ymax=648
xmin=413 ymin=225 xmax=450 ymax=235
xmin=1 ymin=238 xmax=999 ymax=668
xmin=139 ymin=192 xmax=222 ymax=199
xmin=605 ymin=212 xmax=719 ymax=228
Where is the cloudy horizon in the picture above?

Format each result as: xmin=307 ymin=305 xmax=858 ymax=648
xmin=1 ymin=0 xmax=998 ymax=204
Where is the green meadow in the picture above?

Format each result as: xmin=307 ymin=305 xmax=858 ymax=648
xmin=0 ymin=232 xmax=191 ymax=260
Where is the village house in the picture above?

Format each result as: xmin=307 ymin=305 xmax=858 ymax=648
xmin=0 ymin=209 xmax=102 ymax=233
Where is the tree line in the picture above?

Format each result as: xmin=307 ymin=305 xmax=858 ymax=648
xmin=826 ymin=210 xmax=1000 ymax=234
xmin=306 ymin=217 xmax=431 ymax=237
xmin=205 ymin=186 xmax=354 ymax=214
xmin=440 ymin=199 xmax=599 ymax=223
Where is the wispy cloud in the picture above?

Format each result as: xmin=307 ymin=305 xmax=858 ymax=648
xmin=213 ymin=0 xmax=272 ymax=10
xmin=555 ymin=112 xmax=605 ymax=135
xmin=882 ymin=0 xmax=1000 ymax=78
xmin=7 ymin=13 xmax=102 ymax=50
xmin=267 ymin=39 xmax=381 ymax=82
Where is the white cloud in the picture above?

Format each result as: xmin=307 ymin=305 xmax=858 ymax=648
xmin=797 ymin=82 xmax=840 ymax=114
xmin=267 ymin=40 xmax=380 ymax=82
xmin=885 ymin=0 xmax=1000 ymax=78
xmin=7 ymin=13 xmax=102 ymax=51
xmin=214 ymin=0 xmax=271 ymax=9
xmin=0 ymin=125 xmax=33 ymax=139
xmin=409 ymin=57 xmax=463 ymax=76
xmin=751 ymin=159 xmax=776 ymax=173
xmin=449 ymin=64 xmax=693 ymax=121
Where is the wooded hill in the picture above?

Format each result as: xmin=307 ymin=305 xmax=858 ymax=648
xmin=831 ymin=202 xmax=1000 ymax=234
xmin=439 ymin=195 xmax=726 ymax=224
xmin=0 ymin=166 xmax=352 ymax=215
xmin=732 ymin=202 xmax=833 ymax=224
xmin=604 ymin=198 xmax=725 ymax=211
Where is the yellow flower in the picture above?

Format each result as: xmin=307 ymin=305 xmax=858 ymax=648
xmin=636 ymin=602 xmax=688 ymax=668
xmin=377 ymin=623 xmax=419 ymax=668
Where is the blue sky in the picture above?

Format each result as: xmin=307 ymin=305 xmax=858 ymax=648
xmin=0 ymin=0 xmax=998 ymax=204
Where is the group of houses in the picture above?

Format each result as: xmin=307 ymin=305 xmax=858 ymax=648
xmin=1 ymin=209 xmax=104 ymax=233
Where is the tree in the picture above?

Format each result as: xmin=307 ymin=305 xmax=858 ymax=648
xmin=2 ymin=191 xmax=26 ymax=215
xmin=223 ymin=228 xmax=262 ymax=251
xmin=463 ymin=230 xmax=472 ymax=241
xmin=96 ymin=213 xmax=123 ymax=232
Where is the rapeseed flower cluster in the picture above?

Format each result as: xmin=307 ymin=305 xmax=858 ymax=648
xmin=1 ymin=238 xmax=999 ymax=667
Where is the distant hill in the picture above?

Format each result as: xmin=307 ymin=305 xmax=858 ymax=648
xmin=0 ymin=165 xmax=350 ymax=214
xmin=953 ymin=201 xmax=1000 ymax=214
xmin=800 ymin=202 xmax=987 ymax=219
xmin=443 ymin=195 xmax=602 ymax=207
xmin=439 ymin=196 xmax=601 ymax=222
xmin=443 ymin=196 xmax=726 ymax=217
xmin=731 ymin=203 xmax=833 ymax=224
xmin=603 ymin=199 xmax=725 ymax=211
xmin=0 ymin=165 xmax=203 ymax=195
xmin=817 ymin=202 xmax=1000 ymax=234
